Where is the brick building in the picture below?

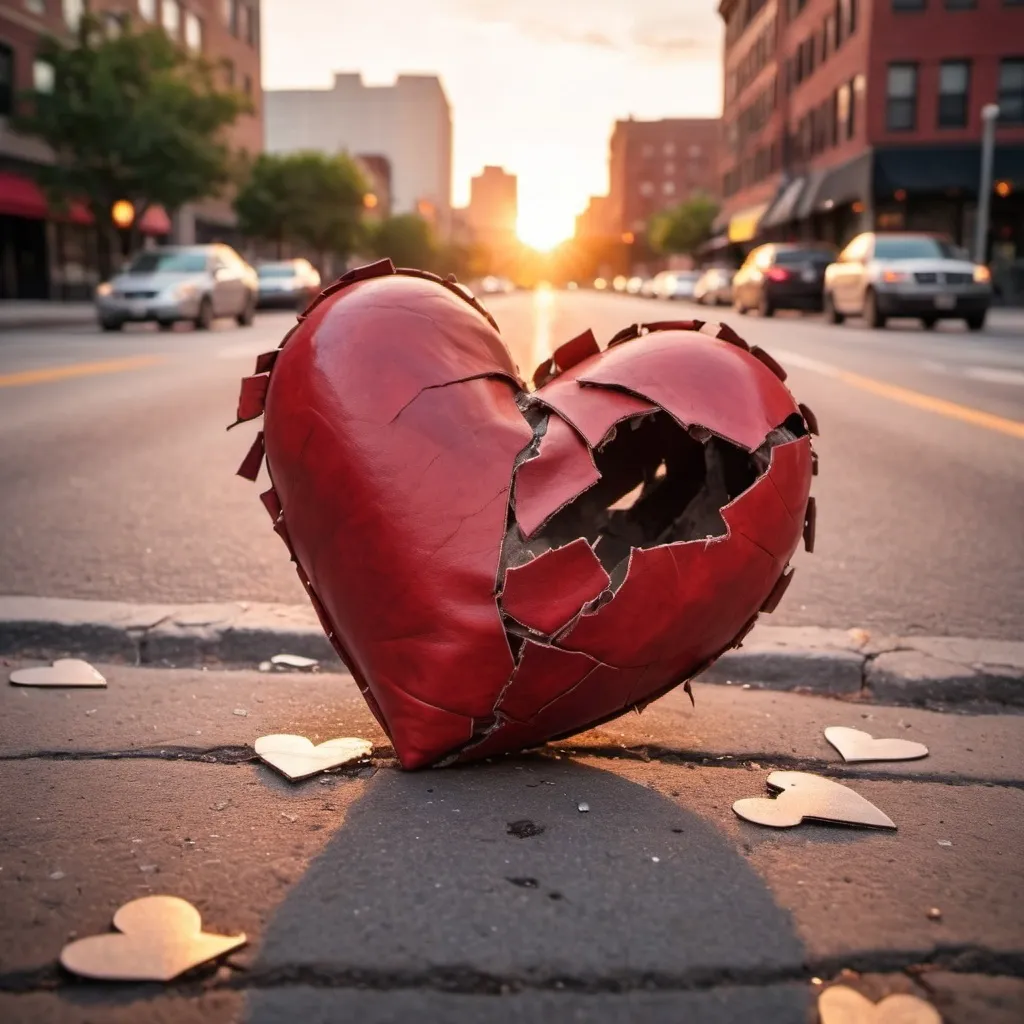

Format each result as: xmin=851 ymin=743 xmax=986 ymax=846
xmin=716 ymin=0 xmax=1024 ymax=296
xmin=608 ymin=117 xmax=721 ymax=239
xmin=0 ymin=0 xmax=263 ymax=300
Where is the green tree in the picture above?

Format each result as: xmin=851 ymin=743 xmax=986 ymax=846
xmin=649 ymin=194 xmax=719 ymax=256
xmin=235 ymin=151 xmax=368 ymax=267
xmin=13 ymin=14 xmax=250 ymax=275
xmin=369 ymin=214 xmax=438 ymax=270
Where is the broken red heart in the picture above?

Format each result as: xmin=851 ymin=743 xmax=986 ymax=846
xmin=233 ymin=261 xmax=817 ymax=769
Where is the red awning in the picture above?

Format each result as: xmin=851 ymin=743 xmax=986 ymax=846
xmin=0 ymin=172 xmax=169 ymax=234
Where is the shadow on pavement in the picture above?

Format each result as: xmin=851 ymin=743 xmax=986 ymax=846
xmin=245 ymin=757 xmax=811 ymax=1023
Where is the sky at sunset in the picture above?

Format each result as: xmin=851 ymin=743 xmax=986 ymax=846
xmin=262 ymin=0 xmax=724 ymax=248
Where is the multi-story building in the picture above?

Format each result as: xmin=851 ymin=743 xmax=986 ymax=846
xmin=575 ymin=194 xmax=614 ymax=241
xmin=466 ymin=165 xmax=517 ymax=251
xmin=0 ymin=0 xmax=263 ymax=299
xmin=608 ymin=117 xmax=721 ymax=239
xmin=354 ymin=154 xmax=392 ymax=218
xmin=265 ymin=73 xmax=453 ymax=237
xmin=717 ymin=0 xmax=1024 ymax=295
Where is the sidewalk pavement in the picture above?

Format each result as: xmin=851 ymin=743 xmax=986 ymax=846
xmin=0 ymin=302 xmax=95 ymax=332
xmin=3 ymin=595 xmax=1023 ymax=708
xmin=0 ymin=661 xmax=1021 ymax=1022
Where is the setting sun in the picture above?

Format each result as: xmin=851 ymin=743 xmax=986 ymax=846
xmin=517 ymin=201 xmax=576 ymax=253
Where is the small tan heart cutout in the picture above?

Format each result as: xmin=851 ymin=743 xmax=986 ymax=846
xmin=60 ymin=895 xmax=245 ymax=981
xmin=819 ymin=984 xmax=942 ymax=1023
xmin=825 ymin=726 xmax=929 ymax=764
xmin=733 ymin=771 xmax=896 ymax=830
xmin=9 ymin=659 xmax=106 ymax=688
xmin=254 ymin=734 xmax=373 ymax=781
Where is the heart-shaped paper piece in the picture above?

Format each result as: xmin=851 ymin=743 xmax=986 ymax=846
xmin=254 ymin=734 xmax=373 ymax=780
xmin=819 ymin=984 xmax=941 ymax=1023
xmin=9 ymin=659 xmax=106 ymax=688
xmin=825 ymin=726 xmax=929 ymax=764
xmin=733 ymin=771 xmax=896 ymax=829
xmin=60 ymin=895 xmax=245 ymax=981
xmin=233 ymin=261 xmax=816 ymax=768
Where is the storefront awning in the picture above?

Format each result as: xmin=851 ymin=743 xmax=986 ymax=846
xmin=0 ymin=172 xmax=170 ymax=235
xmin=874 ymin=144 xmax=1024 ymax=196
xmin=760 ymin=177 xmax=806 ymax=229
xmin=805 ymin=152 xmax=872 ymax=216
xmin=727 ymin=203 xmax=769 ymax=243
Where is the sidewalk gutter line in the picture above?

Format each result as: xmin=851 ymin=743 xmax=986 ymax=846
xmin=1 ymin=596 xmax=1022 ymax=709
xmin=1 ymin=944 xmax=1022 ymax=997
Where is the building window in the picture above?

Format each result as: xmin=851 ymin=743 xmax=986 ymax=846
xmin=892 ymin=0 xmax=924 ymax=8
xmin=33 ymin=59 xmax=54 ymax=93
xmin=663 ymin=182 xmax=676 ymax=196
xmin=999 ymin=59 xmax=1024 ymax=124
xmin=944 ymin=0 xmax=975 ymax=7
xmin=937 ymin=61 xmax=970 ymax=127
xmin=25 ymin=0 xmax=46 ymax=15
xmin=243 ymin=73 xmax=253 ymax=98
xmin=138 ymin=0 xmax=157 ymax=21
xmin=162 ymin=0 xmax=180 ymax=36
xmin=639 ymin=181 xmax=654 ymax=197
xmin=222 ymin=59 xmax=235 ymax=87
xmin=664 ymin=162 xmax=675 ymax=175
xmin=103 ymin=11 xmax=126 ymax=36
xmin=886 ymin=64 xmax=918 ymax=130
xmin=63 ymin=0 xmax=84 ymax=28
xmin=848 ymin=0 xmax=858 ymax=33
xmin=185 ymin=11 xmax=203 ymax=51
xmin=663 ymin=142 xmax=675 ymax=156
xmin=0 ymin=43 xmax=13 ymax=118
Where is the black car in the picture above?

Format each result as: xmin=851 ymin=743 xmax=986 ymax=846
xmin=732 ymin=243 xmax=837 ymax=317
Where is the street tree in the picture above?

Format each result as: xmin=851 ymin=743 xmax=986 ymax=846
xmin=234 ymin=152 xmax=368 ymax=270
xmin=369 ymin=214 xmax=438 ymax=271
xmin=649 ymin=194 xmax=719 ymax=256
xmin=13 ymin=14 xmax=250 ymax=275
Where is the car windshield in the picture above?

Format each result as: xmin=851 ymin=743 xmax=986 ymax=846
xmin=674 ymin=272 xmax=699 ymax=282
xmin=258 ymin=264 xmax=297 ymax=278
xmin=775 ymin=249 xmax=834 ymax=265
xmin=874 ymin=236 xmax=960 ymax=260
xmin=127 ymin=251 xmax=208 ymax=274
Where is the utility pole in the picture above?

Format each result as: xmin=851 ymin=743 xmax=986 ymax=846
xmin=974 ymin=104 xmax=1000 ymax=265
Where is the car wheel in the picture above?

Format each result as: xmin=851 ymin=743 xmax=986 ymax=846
xmin=237 ymin=292 xmax=256 ymax=327
xmin=194 ymin=297 xmax=214 ymax=331
xmin=99 ymin=317 xmax=123 ymax=332
xmin=758 ymin=291 xmax=774 ymax=318
xmin=921 ymin=316 xmax=938 ymax=330
xmin=864 ymin=289 xmax=886 ymax=329
xmin=966 ymin=313 xmax=987 ymax=332
xmin=823 ymin=291 xmax=844 ymax=325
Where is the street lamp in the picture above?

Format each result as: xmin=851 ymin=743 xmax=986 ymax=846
xmin=111 ymin=200 xmax=135 ymax=229
xmin=974 ymin=103 xmax=1000 ymax=265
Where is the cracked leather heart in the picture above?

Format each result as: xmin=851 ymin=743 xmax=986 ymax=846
xmin=733 ymin=771 xmax=896 ymax=829
xmin=255 ymin=734 xmax=373 ymax=781
xmin=9 ymin=659 xmax=106 ymax=688
xmin=60 ymin=896 xmax=245 ymax=981
xmin=824 ymin=726 xmax=929 ymax=764
xmin=232 ymin=261 xmax=817 ymax=769
xmin=818 ymin=985 xmax=941 ymax=1023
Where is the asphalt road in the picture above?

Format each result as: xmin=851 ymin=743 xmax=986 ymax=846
xmin=1 ymin=291 xmax=1022 ymax=639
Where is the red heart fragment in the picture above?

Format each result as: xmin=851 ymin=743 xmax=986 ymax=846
xmin=233 ymin=263 xmax=816 ymax=769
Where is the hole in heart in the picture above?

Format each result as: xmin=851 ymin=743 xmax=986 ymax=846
xmin=505 ymin=407 xmax=806 ymax=589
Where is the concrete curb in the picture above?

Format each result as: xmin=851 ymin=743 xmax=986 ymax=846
xmin=1 ymin=595 xmax=1022 ymax=707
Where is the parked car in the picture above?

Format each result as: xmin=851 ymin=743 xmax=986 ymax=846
xmin=256 ymin=258 xmax=321 ymax=310
xmin=694 ymin=266 xmax=735 ymax=306
xmin=732 ymin=243 xmax=836 ymax=317
xmin=640 ymin=277 xmax=657 ymax=297
xmin=823 ymin=232 xmax=992 ymax=330
xmin=626 ymin=276 xmax=644 ymax=295
xmin=654 ymin=270 xmax=700 ymax=300
xmin=479 ymin=276 xmax=515 ymax=295
xmin=95 ymin=244 xmax=258 ymax=331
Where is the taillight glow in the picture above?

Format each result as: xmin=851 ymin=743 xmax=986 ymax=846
xmin=765 ymin=267 xmax=791 ymax=282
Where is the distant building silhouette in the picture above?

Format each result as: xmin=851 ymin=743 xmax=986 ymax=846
xmin=466 ymin=166 xmax=518 ymax=250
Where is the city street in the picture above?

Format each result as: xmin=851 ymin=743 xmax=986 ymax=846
xmin=1 ymin=290 xmax=1022 ymax=640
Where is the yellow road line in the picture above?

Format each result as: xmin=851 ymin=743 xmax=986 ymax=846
xmin=0 ymin=354 xmax=167 ymax=389
xmin=773 ymin=348 xmax=1024 ymax=440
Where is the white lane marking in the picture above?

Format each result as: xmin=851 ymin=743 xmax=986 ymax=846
xmin=768 ymin=348 xmax=841 ymax=377
xmin=964 ymin=366 xmax=1024 ymax=387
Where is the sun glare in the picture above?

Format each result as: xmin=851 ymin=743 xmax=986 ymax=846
xmin=517 ymin=203 xmax=575 ymax=253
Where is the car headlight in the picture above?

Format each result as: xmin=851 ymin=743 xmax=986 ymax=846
xmin=881 ymin=269 xmax=909 ymax=283
xmin=170 ymin=283 xmax=199 ymax=300
xmin=973 ymin=265 xmax=991 ymax=283
xmin=96 ymin=282 xmax=113 ymax=298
